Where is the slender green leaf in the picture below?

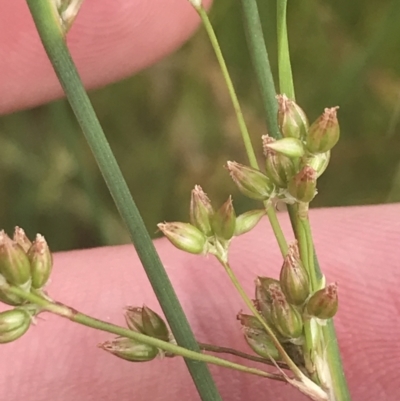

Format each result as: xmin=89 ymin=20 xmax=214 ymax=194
xmin=239 ymin=0 xmax=281 ymax=139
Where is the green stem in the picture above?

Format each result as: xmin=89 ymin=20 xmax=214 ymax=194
xmin=276 ymin=0 xmax=295 ymax=99
xmin=241 ymin=0 xmax=351 ymax=396
xmin=4 ymin=284 xmax=283 ymax=381
xmin=239 ymin=0 xmax=281 ymax=139
xmin=199 ymin=342 xmax=289 ymax=370
xmin=298 ymin=216 xmax=351 ymax=400
xmin=196 ymin=4 xmax=288 ymax=258
xmin=25 ymin=2 xmax=221 ymax=399
xmin=299 ymin=215 xmax=323 ymax=288
xmin=292 ymin=206 xmax=352 ymax=400
xmin=216 ymin=258 xmax=304 ymax=380
xmin=196 ymin=5 xmax=258 ymax=168
xmin=266 ymin=206 xmax=288 ymax=256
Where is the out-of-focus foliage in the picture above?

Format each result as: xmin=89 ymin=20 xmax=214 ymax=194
xmin=1 ymin=0 xmax=400 ymax=251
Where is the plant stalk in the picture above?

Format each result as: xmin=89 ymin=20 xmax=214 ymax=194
xmin=3 ymin=283 xmax=283 ymax=381
xmin=239 ymin=0 xmax=352 ymax=398
xmin=25 ymin=1 xmax=221 ymax=399
xmin=196 ymin=4 xmax=288 ymax=257
xmin=239 ymin=0 xmax=281 ymax=139
xmin=216 ymin=257 xmax=304 ymax=380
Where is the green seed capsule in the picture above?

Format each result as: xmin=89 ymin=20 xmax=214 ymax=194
xmin=0 ymin=308 xmax=31 ymax=344
xmin=226 ymin=161 xmax=275 ymax=201
xmin=306 ymin=283 xmax=338 ymax=319
xmin=125 ymin=306 xmax=170 ymax=342
xmin=0 ymin=231 xmax=31 ymax=287
xmin=157 ymin=222 xmax=207 ymax=254
xmin=28 ymin=234 xmax=53 ymax=289
xmin=99 ymin=337 xmax=159 ymax=362
xmin=306 ymin=107 xmax=340 ymax=154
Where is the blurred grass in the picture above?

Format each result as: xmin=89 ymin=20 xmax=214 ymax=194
xmin=1 ymin=0 xmax=400 ymax=251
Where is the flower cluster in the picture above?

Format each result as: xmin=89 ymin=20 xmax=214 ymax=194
xmin=228 ymin=95 xmax=339 ymax=205
xmin=98 ymin=305 xmax=173 ymax=362
xmin=0 ymin=227 xmax=53 ymax=343
xmin=239 ymin=243 xmax=338 ymax=365
xmin=158 ymin=185 xmax=266 ymax=261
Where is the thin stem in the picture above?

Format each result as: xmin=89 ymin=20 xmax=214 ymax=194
xmin=238 ymin=0 xmax=352 ymax=396
xmin=4 ymin=284 xmax=283 ymax=382
xmin=300 ymin=216 xmax=323 ymax=288
xmin=196 ymin=4 xmax=289 ymax=258
xmin=265 ymin=205 xmax=288 ymax=256
xmin=216 ymin=257 xmax=304 ymax=380
xmin=292 ymin=207 xmax=352 ymax=400
xmin=25 ymin=1 xmax=221 ymax=399
xmin=239 ymin=0 xmax=281 ymax=139
xmin=276 ymin=0 xmax=295 ymax=99
xmin=323 ymin=320 xmax=351 ymax=401
xmin=199 ymin=342 xmax=289 ymax=371
xmin=196 ymin=5 xmax=258 ymax=169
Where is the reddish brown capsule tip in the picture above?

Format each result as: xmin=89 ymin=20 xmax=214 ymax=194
xmin=28 ymin=234 xmax=53 ymax=289
xmin=190 ymin=185 xmax=214 ymax=237
xmin=98 ymin=337 xmax=159 ymax=362
xmin=211 ymin=196 xmax=236 ymax=241
xmin=269 ymin=285 xmax=303 ymax=339
xmin=306 ymin=282 xmax=338 ymax=319
xmin=288 ymin=165 xmax=317 ymax=203
xmin=0 ymin=230 xmax=31 ymax=287
xmin=125 ymin=305 xmax=170 ymax=342
xmin=226 ymin=161 xmax=274 ymax=201
xmin=13 ymin=227 xmax=32 ymax=253
xmin=306 ymin=107 xmax=340 ymax=154
xmin=157 ymin=222 xmax=207 ymax=254
xmin=279 ymin=242 xmax=310 ymax=306
xmin=276 ymin=94 xmax=309 ymax=140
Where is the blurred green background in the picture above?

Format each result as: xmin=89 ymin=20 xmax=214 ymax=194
xmin=1 ymin=0 xmax=400 ymax=251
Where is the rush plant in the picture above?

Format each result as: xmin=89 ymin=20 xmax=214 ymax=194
xmin=0 ymin=1 xmax=351 ymax=400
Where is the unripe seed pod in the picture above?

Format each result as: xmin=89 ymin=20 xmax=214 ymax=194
xmin=210 ymin=197 xmax=236 ymax=241
xmin=27 ymin=234 xmax=53 ymax=289
xmin=190 ymin=185 xmax=214 ymax=237
xmin=0 ymin=289 xmax=26 ymax=306
xmin=288 ymin=165 xmax=317 ymax=203
xmin=263 ymin=135 xmax=297 ymax=188
xmin=0 ymin=308 xmax=31 ymax=344
xmin=306 ymin=283 xmax=338 ymax=319
xmin=279 ymin=242 xmax=310 ymax=306
xmin=226 ymin=161 xmax=275 ymax=201
xmin=306 ymin=107 xmax=340 ymax=154
xmin=98 ymin=337 xmax=159 ymax=362
xmin=269 ymin=286 xmax=303 ymax=339
xmin=125 ymin=306 xmax=170 ymax=342
xmin=13 ymin=227 xmax=32 ymax=253
xmin=277 ymin=94 xmax=309 ymax=140
xmin=157 ymin=222 xmax=207 ymax=254
xmin=0 ymin=231 xmax=31 ymax=287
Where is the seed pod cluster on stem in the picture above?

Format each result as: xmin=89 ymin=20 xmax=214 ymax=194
xmin=238 ymin=242 xmax=338 ymax=376
xmin=99 ymin=305 xmax=174 ymax=362
xmin=158 ymin=185 xmax=266 ymax=261
xmin=0 ymin=227 xmax=53 ymax=343
xmin=223 ymin=94 xmax=339 ymax=206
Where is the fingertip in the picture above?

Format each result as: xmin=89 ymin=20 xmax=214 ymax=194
xmin=0 ymin=0 xmax=211 ymax=114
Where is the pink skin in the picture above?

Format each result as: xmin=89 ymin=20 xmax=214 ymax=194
xmin=0 ymin=1 xmax=399 ymax=400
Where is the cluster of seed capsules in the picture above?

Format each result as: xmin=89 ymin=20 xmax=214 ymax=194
xmin=238 ymin=242 xmax=338 ymax=366
xmin=157 ymin=95 xmax=341 ymax=367
xmin=227 ymin=94 xmax=340 ymax=207
xmin=0 ymin=227 xmax=52 ymax=343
